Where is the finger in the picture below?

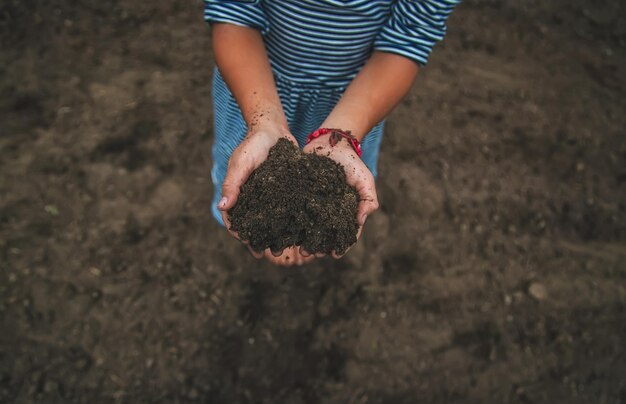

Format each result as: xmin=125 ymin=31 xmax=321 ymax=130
xmin=349 ymin=168 xmax=379 ymax=225
xmin=356 ymin=224 xmax=363 ymax=240
xmin=299 ymin=246 xmax=311 ymax=257
xmin=263 ymin=251 xmax=279 ymax=265
xmin=278 ymin=250 xmax=296 ymax=266
xmin=265 ymin=254 xmax=285 ymax=266
xmin=264 ymin=248 xmax=293 ymax=266
xmin=357 ymin=193 xmax=379 ymax=219
xmin=246 ymin=245 xmax=264 ymax=259
xmin=356 ymin=179 xmax=379 ymax=226
xmin=220 ymin=152 xmax=255 ymax=211
xmin=315 ymin=252 xmax=326 ymax=258
xmin=285 ymin=247 xmax=300 ymax=266
xmin=221 ymin=211 xmax=241 ymax=239
xmin=270 ymin=247 xmax=284 ymax=258
xmin=285 ymin=253 xmax=296 ymax=266
xmin=221 ymin=210 xmax=231 ymax=228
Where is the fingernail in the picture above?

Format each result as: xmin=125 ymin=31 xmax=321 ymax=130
xmin=218 ymin=197 xmax=228 ymax=209
xmin=360 ymin=214 xmax=367 ymax=225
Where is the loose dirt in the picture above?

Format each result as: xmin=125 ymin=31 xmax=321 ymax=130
xmin=229 ymin=138 xmax=359 ymax=255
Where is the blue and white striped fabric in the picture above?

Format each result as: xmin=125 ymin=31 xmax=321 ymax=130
xmin=210 ymin=69 xmax=385 ymax=225
xmin=205 ymin=0 xmax=460 ymax=225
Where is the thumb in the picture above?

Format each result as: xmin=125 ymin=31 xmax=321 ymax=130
xmin=356 ymin=176 xmax=379 ymax=226
xmin=219 ymin=154 xmax=255 ymax=211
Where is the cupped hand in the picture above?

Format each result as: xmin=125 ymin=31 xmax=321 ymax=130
xmin=218 ymin=124 xmax=315 ymax=266
xmin=303 ymin=135 xmax=379 ymax=258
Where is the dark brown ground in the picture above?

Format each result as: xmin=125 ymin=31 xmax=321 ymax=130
xmin=1 ymin=0 xmax=625 ymax=403
xmin=229 ymin=138 xmax=359 ymax=255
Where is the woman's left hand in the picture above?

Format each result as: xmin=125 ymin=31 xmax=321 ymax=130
xmin=303 ymin=134 xmax=379 ymax=258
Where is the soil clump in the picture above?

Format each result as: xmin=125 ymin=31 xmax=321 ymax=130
xmin=228 ymin=138 xmax=359 ymax=255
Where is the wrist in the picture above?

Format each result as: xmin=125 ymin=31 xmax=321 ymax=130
xmin=306 ymin=136 xmax=352 ymax=151
xmin=321 ymin=105 xmax=370 ymax=141
xmin=305 ymin=128 xmax=361 ymax=157
xmin=252 ymin=121 xmax=290 ymax=138
xmin=247 ymin=108 xmax=290 ymax=137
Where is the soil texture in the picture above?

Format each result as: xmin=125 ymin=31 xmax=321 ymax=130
xmin=229 ymin=138 xmax=359 ymax=255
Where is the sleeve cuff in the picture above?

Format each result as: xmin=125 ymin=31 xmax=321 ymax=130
xmin=373 ymin=0 xmax=459 ymax=66
xmin=204 ymin=2 xmax=269 ymax=35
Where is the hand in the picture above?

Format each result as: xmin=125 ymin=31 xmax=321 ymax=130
xmin=212 ymin=24 xmax=320 ymax=266
xmin=218 ymin=123 xmax=315 ymax=266
xmin=303 ymin=134 xmax=379 ymax=258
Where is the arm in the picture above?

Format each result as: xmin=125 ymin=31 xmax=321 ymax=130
xmin=212 ymin=23 xmax=288 ymax=134
xmin=321 ymin=51 xmax=419 ymax=140
xmin=304 ymin=0 xmax=460 ymax=257
xmin=213 ymin=23 xmax=307 ymax=264
xmin=303 ymin=52 xmax=419 ymax=256
xmin=212 ymin=24 xmax=295 ymax=213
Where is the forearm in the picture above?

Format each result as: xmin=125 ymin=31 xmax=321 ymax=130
xmin=212 ymin=23 xmax=288 ymax=132
xmin=322 ymin=51 xmax=419 ymax=140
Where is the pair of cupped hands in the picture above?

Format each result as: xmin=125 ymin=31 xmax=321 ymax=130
xmin=218 ymin=121 xmax=379 ymax=266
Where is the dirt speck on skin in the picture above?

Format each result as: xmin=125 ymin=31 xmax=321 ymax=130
xmin=228 ymin=138 xmax=359 ymax=255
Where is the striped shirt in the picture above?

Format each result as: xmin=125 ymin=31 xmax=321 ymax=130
xmin=204 ymin=0 xmax=460 ymax=89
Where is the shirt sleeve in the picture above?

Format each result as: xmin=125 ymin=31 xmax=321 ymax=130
xmin=204 ymin=0 xmax=269 ymax=35
xmin=374 ymin=0 xmax=461 ymax=65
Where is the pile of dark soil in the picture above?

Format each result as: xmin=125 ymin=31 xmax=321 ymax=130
xmin=228 ymin=138 xmax=359 ymax=255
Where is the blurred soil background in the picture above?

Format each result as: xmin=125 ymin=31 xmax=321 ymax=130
xmin=0 ymin=0 xmax=625 ymax=402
